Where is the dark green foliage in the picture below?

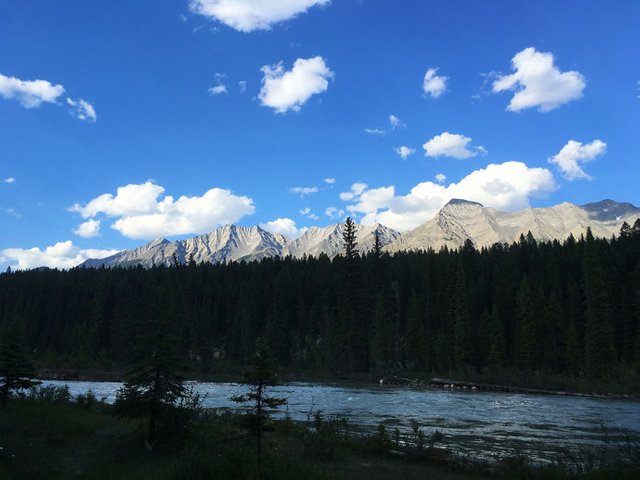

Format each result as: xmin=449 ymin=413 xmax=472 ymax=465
xmin=232 ymin=339 xmax=287 ymax=479
xmin=1 ymin=221 xmax=640 ymax=385
xmin=113 ymin=286 xmax=192 ymax=449
xmin=0 ymin=319 xmax=40 ymax=405
xmin=342 ymin=216 xmax=358 ymax=260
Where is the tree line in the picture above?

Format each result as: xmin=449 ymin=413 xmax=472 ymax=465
xmin=1 ymin=219 xmax=640 ymax=380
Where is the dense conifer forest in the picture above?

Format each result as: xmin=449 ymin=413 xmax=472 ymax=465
xmin=1 ymin=221 xmax=640 ymax=385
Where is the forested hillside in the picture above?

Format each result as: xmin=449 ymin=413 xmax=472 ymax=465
xmin=1 ymin=222 xmax=640 ymax=382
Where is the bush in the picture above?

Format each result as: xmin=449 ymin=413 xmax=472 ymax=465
xmin=27 ymin=384 xmax=71 ymax=403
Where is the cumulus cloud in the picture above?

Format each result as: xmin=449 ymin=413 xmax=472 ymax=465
xmin=339 ymin=182 xmax=367 ymax=201
xmin=73 ymin=219 xmax=101 ymax=238
xmin=70 ymin=181 xmax=255 ymax=240
xmin=289 ymin=186 xmax=319 ymax=197
xmin=0 ymin=72 xmax=65 ymax=108
xmin=0 ymin=241 xmax=119 ymax=270
xmin=0 ymin=72 xmax=96 ymax=121
xmin=325 ymin=206 xmax=345 ymax=219
xmin=548 ymin=139 xmax=606 ymax=180
xmin=389 ymin=114 xmax=404 ymax=129
xmin=423 ymin=68 xmax=448 ymax=98
xmin=435 ymin=173 xmax=446 ymax=183
xmin=208 ymin=73 xmax=227 ymax=95
xmin=260 ymin=217 xmax=306 ymax=238
xmin=423 ymin=132 xmax=486 ymax=159
xmin=345 ymin=161 xmax=556 ymax=231
xmin=2 ymin=177 xmax=16 ymax=184
xmin=238 ymin=80 xmax=247 ymax=93
xmin=323 ymin=177 xmax=336 ymax=184
xmin=395 ymin=146 xmax=415 ymax=160
xmin=209 ymin=85 xmax=227 ymax=95
xmin=492 ymin=47 xmax=585 ymax=112
xmin=299 ymin=207 xmax=320 ymax=220
xmin=259 ymin=56 xmax=334 ymax=113
xmin=66 ymin=98 xmax=97 ymax=122
xmin=189 ymin=0 xmax=329 ymax=32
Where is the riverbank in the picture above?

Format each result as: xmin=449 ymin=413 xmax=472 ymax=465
xmin=35 ymin=365 xmax=640 ymax=400
xmin=2 ymin=392 xmax=639 ymax=479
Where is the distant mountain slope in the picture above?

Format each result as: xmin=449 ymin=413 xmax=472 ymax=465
xmin=81 ymin=200 xmax=640 ymax=268
xmin=81 ymin=223 xmax=401 ymax=268
xmin=384 ymin=199 xmax=640 ymax=253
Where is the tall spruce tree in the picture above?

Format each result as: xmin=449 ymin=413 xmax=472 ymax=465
xmin=0 ymin=320 xmax=39 ymax=406
xmin=113 ymin=285 xmax=188 ymax=450
xmin=232 ymin=339 xmax=287 ymax=480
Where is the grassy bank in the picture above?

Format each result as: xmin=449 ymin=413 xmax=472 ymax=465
xmin=1 ymin=390 xmax=639 ymax=479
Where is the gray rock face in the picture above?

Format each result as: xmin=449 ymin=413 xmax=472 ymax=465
xmin=81 ymin=199 xmax=640 ymax=268
xmin=80 ymin=223 xmax=401 ymax=268
xmin=384 ymin=199 xmax=640 ymax=253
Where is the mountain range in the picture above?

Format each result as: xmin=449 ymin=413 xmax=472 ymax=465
xmin=81 ymin=199 xmax=640 ymax=268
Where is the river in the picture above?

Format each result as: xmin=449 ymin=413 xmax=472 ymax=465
xmin=42 ymin=380 xmax=640 ymax=464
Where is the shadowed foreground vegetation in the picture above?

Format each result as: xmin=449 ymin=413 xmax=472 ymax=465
xmin=1 ymin=386 xmax=639 ymax=480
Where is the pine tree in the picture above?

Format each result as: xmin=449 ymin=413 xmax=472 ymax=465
xmin=113 ymin=286 xmax=188 ymax=449
xmin=342 ymin=217 xmax=359 ymax=260
xmin=232 ymin=340 xmax=287 ymax=480
xmin=583 ymin=229 xmax=617 ymax=377
xmin=0 ymin=320 xmax=40 ymax=406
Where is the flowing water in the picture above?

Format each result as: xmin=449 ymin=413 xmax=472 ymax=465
xmin=42 ymin=380 xmax=640 ymax=464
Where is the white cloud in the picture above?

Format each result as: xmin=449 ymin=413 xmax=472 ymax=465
xmin=364 ymin=128 xmax=385 ymax=136
xmin=189 ymin=0 xmax=329 ymax=32
xmin=423 ymin=68 xmax=448 ymax=99
xmin=339 ymin=182 xmax=367 ymax=201
xmin=0 ymin=72 xmax=96 ymax=121
xmin=323 ymin=177 xmax=336 ymax=184
xmin=493 ymin=47 xmax=585 ymax=112
xmin=209 ymin=73 xmax=227 ymax=95
xmin=435 ymin=173 xmax=446 ymax=183
xmin=4 ymin=208 xmax=21 ymax=218
xmin=299 ymin=207 xmax=319 ymax=220
xmin=260 ymin=217 xmax=306 ymax=238
xmin=2 ymin=177 xmax=15 ymax=184
xmin=0 ymin=241 xmax=119 ymax=270
xmin=346 ymin=161 xmax=556 ymax=231
xmin=73 ymin=219 xmax=101 ymax=238
xmin=208 ymin=84 xmax=227 ymax=95
xmin=325 ymin=206 xmax=345 ymax=219
xmin=70 ymin=181 xmax=255 ymax=240
xmin=259 ymin=56 xmax=334 ymax=113
xmin=389 ymin=114 xmax=404 ymax=129
xmin=289 ymin=186 xmax=319 ymax=197
xmin=395 ymin=146 xmax=415 ymax=160
xmin=423 ymin=132 xmax=486 ymax=159
xmin=238 ymin=80 xmax=247 ymax=93
xmin=548 ymin=139 xmax=606 ymax=181
xmin=66 ymin=98 xmax=97 ymax=122
xmin=0 ymin=72 xmax=65 ymax=108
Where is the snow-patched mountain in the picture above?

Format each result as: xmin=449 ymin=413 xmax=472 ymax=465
xmin=385 ymin=199 xmax=640 ymax=253
xmin=82 ymin=225 xmax=287 ymax=268
xmin=284 ymin=223 xmax=401 ymax=258
xmin=81 ymin=223 xmax=401 ymax=268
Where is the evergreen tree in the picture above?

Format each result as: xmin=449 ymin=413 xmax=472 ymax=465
xmin=342 ymin=217 xmax=359 ymax=260
xmin=486 ymin=307 xmax=506 ymax=368
xmin=583 ymin=228 xmax=617 ymax=377
xmin=231 ymin=340 xmax=287 ymax=480
xmin=113 ymin=287 xmax=189 ymax=449
xmin=0 ymin=320 xmax=39 ymax=406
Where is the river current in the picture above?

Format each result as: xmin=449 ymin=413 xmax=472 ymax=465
xmin=42 ymin=380 xmax=640 ymax=464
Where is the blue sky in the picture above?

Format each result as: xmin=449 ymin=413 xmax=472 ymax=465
xmin=1 ymin=0 xmax=639 ymax=269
